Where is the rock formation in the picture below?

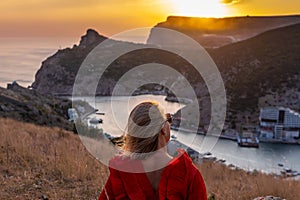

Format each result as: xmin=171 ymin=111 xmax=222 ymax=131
xmin=31 ymin=29 xmax=107 ymax=96
xmin=0 ymin=82 xmax=93 ymax=131
xmin=148 ymin=15 xmax=300 ymax=48
xmin=31 ymin=18 xmax=300 ymax=128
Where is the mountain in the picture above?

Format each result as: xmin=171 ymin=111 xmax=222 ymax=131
xmin=32 ymin=29 xmax=107 ymax=95
xmin=211 ymin=22 xmax=300 ymax=126
xmin=31 ymin=29 xmax=196 ymax=97
xmin=175 ymin=22 xmax=300 ymax=128
xmin=31 ymin=18 xmax=300 ymax=128
xmin=148 ymin=15 xmax=300 ymax=48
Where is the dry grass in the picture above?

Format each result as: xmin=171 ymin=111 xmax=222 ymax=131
xmin=0 ymin=117 xmax=299 ymax=200
xmin=197 ymin=161 xmax=300 ymax=200
xmin=0 ymin=118 xmax=108 ymax=200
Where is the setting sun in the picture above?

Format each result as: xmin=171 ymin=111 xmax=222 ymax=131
xmin=171 ymin=0 xmax=229 ymax=18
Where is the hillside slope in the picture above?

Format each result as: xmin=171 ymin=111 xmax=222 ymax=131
xmin=149 ymin=15 xmax=300 ymax=48
xmin=210 ymin=22 xmax=300 ymax=125
xmin=0 ymin=118 xmax=299 ymax=199
xmin=31 ymin=21 xmax=300 ymax=127
xmin=32 ymin=29 xmax=107 ymax=95
xmin=0 ymin=82 xmax=95 ymax=131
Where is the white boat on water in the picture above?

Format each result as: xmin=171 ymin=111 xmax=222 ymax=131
xmin=171 ymin=134 xmax=177 ymax=140
xmin=89 ymin=117 xmax=103 ymax=124
xmin=280 ymin=167 xmax=299 ymax=177
xmin=278 ymin=163 xmax=284 ymax=167
xmin=237 ymin=134 xmax=259 ymax=148
xmin=202 ymin=155 xmax=217 ymax=161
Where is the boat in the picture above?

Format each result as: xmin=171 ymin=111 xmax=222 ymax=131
xmin=103 ymin=132 xmax=113 ymax=139
xmin=237 ymin=125 xmax=259 ymax=148
xmin=171 ymin=134 xmax=177 ymax=140
xmin=203 ymin=152 xmax=212 ymax=156
xmin=280 ymin=168 xmax=299 ymax=177
xmin=283 ymin=167 xmax=292 ymax=173
xmin=278 ymin=163 xmax=284 ymax=167
xmin=202 ymin=155 xmax=217 ymax=161
xmin=217 ymin=158 xmax=226 ymax=163
xmin=237 ymin=135 xmax=259 ymax=148
xmin=186 ymin=147 xmax=200 ymax=159
xmin=89 ymin=117 xmax=103 ymax=124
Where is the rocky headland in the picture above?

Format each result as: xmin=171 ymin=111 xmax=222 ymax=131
xmin=32 ymin=29 xmax=107 ymax=96
xmin=149 ymin=15 xmax=300 ymax=48
xmin=31 ymin=16 xmax=300 ymax=129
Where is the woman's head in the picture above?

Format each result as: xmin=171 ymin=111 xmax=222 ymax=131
xmin=123 ymin=101 xmax=171 ymax=159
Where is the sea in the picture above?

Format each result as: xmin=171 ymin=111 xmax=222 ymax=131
xmin=1 ymin=37 xmax=300 ymax=176
xmin=0 ymin=37 xmax=78 ymax=88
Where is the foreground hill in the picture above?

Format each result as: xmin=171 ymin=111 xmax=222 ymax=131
xmin=0 ymin=82 xmax=94 ymax=131
xmin=0 ymin=118 xmax=106 ymax=199
xmin=1 ymin=118 xmax=299 ymax=199
xmin=0 ymin=82 xmax=73 ymax=130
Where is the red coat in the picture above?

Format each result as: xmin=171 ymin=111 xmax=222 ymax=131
xmin=99 ymin=150 xmax=207 ymax=200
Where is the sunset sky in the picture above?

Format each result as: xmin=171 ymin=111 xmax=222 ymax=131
xmin=0 ymin=0 xmax=299 ymax=37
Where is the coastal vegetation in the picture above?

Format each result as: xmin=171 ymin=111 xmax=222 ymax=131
xmin=31 ymin=17 xmax=300 ymax=130
xmin=0 ymin=82 xmax=95 ymax=132
xmin=1 ymin=15 xmax=299 ymax=200
xmin=1 ymin=118 xmax=299 ymax=200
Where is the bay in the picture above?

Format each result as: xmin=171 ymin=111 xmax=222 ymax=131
xmin=82 ymin=95 xmax=300 ymax=175
xmin=1 ymin=37 xmax=299 ymax=176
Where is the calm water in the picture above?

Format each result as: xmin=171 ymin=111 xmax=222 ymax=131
xmin=83 ymin=95 xmax=300 ymax=175
xmin=0 ymin=36 xmax=142 ymax=88
xmin=0 ymin=37 xmax=77 ymax=87
xmin=1 ymin=37 xmax=299 ymax=175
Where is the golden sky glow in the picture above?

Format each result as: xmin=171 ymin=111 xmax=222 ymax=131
xmin=171 ymin=0 xmax=232 ymax=18
xmin=0 ymin=0 xmax=299 ymax=37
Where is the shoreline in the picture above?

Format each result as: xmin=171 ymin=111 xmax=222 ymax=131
xmin=168 ymin=137 xmax=300 ymax=179
xmin=51 ymin=91 xmax=193 ymax=105
xmin=171 ymin=126 xmax=300 ymax=145
xmin=73 ymin=95 xmax=300 ymax=178
xmin=54 ymin=93 xmax=300 ymax=146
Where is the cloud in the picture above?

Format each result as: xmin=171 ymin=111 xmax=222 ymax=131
xmin=220 ymin=0 xmax=241 ymax=5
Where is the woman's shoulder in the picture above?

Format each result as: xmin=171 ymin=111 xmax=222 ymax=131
xmin=169 ymin=149 xmax=193 ymax=166
xmin=158 ymin=149 xmax=206 ymax=199
xmin=165 ymin=148 xmax=198 ymax=174
xmin=107 ymin=149 xmax=197 ymax=174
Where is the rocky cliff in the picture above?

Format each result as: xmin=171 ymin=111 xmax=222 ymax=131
xmin=148 ymin=15 xmax=300 ymax=48
xmin=31 ymin=18 xmax=300 ymax=128
xmin=176 ymin=22 xmax=300 ymax=128
xmin=0 ymin=82 xmax=94 ymax=131
xmin=32 ymin=29 xmax=107 ymax=95
xmin=210 ymin=22 xmax=300 ymax=126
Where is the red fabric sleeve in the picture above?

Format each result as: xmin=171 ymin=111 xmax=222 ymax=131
xmin=98 ymin=167 xmax=128 ymax=200
xmin=98 ymin=176 xmax=112 ymax=200
xmin=187 ymin=168 xmax=207 ymax=200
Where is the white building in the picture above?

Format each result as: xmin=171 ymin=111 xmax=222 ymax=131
xmin=68 ymin=108 xmax=79 ymax=122
xmin=259 ymin=107 xmax=300 ymax=140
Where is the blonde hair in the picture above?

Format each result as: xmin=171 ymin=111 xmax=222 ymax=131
xmin=122 ymin=101 xmax=166 ymax=159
